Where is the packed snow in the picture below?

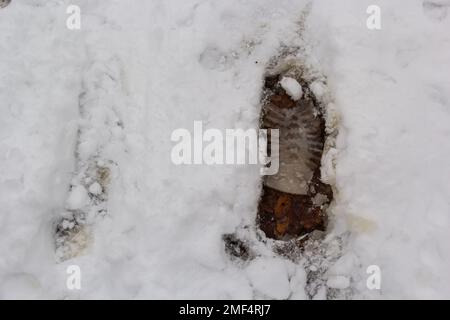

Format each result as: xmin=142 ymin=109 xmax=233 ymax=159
xmin=280 ymin=77 xmax=303 ymax=101
xmin=0 ymin=0 xmax=450 ymax=299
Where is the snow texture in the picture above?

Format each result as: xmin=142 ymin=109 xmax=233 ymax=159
xmin=280 ymin=77 xmax=303 ymax=101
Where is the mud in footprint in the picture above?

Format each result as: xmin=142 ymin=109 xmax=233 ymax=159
xmin=257 ymin=66 xmax=333 ymax=241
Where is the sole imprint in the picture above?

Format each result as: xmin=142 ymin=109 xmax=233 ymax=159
xmin=257 ymin=63 xmax=333 ymax=241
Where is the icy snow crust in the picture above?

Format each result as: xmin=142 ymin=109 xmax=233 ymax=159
xmin=1 ymin=0 xmax=450 ymax=299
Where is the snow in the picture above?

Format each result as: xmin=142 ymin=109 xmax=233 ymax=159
xmin=88 ymin=182 xmax=102 ymax=196
xmin=315 ymin=0 xmax=450 ymax=299
xmin=1 ymin=0 xmax=450 ymax=300
xmin=280 ymin=76 xmax=303 ymax=101
xmin=310 ymin=81 xmax=326 ymax=99
xmin=66 ymin=185 xmax=89 ymax=210
xmin=326 ymin=275 xmax=350 ymax=290
xmin=246 ymin=257 xmax=292 ymax=299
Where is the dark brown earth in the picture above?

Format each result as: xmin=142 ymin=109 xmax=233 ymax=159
xmin=257 ymin=169 xmax=332 ymax=240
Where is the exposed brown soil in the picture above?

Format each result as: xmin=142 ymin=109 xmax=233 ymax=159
xmin=258 ymin=169 xmax=332 ymax=240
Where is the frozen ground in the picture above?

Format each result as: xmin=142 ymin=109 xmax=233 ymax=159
xmin=1 ymin=0 xmax=450 ymax=299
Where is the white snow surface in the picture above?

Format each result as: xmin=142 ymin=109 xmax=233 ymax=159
xmin=0 ymin=0 xmax=450 ymax=299
xmin=280 ymin=77 xmax=303 ymax=101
